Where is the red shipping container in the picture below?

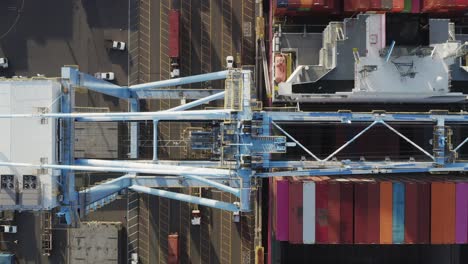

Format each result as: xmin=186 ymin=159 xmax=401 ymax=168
xmin=169 ymin=10 xmax=180 ymax=58
xmin=423 ymin=0 xmax=467 ymax=11
xmin=288 ymin=0 xmax=301 ymax=8
xmin=316 ymin=181 xmax=329 ymax=243
xmin=370 ymin=0 xmax=382 ymax=9
xmin=328 ymin=182 xmax=341 ymax=243
xmin=340 ymin=182 xmax=354 ymax=243
xmin=367 ymin=182 xmax=380 ymax=243
xmin=272 ymin=178 xmax=278 ymax=235
xmin=411 ymin=0 xmax=421 ymax=12
xmin=456 ymin=0 xmax=468 ymax=9
xmin=168 ymin=233 xmax=179 ymax=264
xmin=354 ymin=183 xmax=368 ymax=243
xmin=355 ymin=182 xmax=380 ymax=244
xmin=344 ymin=0 xmax=354 ymax=11
xmin=405 ymin=182 xmax=418 ymax=243
xmin=276 ymin=179 xmax=289 ymax=241
xmin=289 ymin=180 xmax=303 ymax=244
xmin=418 ymin=183 xmax=430 ymax=244
xmin=325 ymin=0 xmax=337 ymax=9
xmin=300 ymin=0 xmax=326 ymax=7
xmin=404 ymin=178 xmax=430 ymax=244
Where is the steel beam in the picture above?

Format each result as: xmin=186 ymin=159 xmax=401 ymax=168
xmin=129 ymin=185 xmax=240 ymax=212
xmin=62 ymin=67 xmax=131 ymax=99
xmin=74 ymin=159 xmax=232 ymax=176
xmin=79 ymin=174 xmax=133 ymax=207
xmin=60 ymin=68 xmax=78 ymax=207
xmin=264 ymin=112 xmax=468 ymax=122
xmin=256 ymin=162 xmax=468 ymax=177
xmin=129 ymin=70 xmax=229 ymax=90
xmin=129 ymin=98 xmax=139 ymax=158
xmin=132 ymin=176 xmax=240 ymax=188
xmin=0 ymin=161 xmax=239 ymax=195
xmin=153 ymin=120 xmax=158 ymax=161
xmin=134 ymin=89 xmax=224 ymax=99
xmin=0 ymin=109 xmax=233 ymax=122
xmin=455 ymin=137 xmax=468 ymax=152
xmin=166 ymin=91 xmax=225 ymax=112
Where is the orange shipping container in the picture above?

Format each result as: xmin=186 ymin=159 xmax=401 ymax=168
xmin=431 ymin=182 xmax=456 ymax=244
xmin=392 ymin=0 xmax=405 ymax=11
xmin=379 ymin=181 xmax=393 ymax=244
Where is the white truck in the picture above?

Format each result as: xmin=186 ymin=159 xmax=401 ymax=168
xmin=105 ymin=40 xmax=126 ymax=51
xmin=0 ymin=58 xmax=8 ymax=68
xmin=0 ymin=225 xmax=17 ymax=233
xmin=94 ymin=72 xmax=115 ymax=81
xmin=226 ymin=55 xmax=234 ymax=69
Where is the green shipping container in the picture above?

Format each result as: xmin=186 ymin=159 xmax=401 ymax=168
xmin=403 ymin=0 xmax=412 ymax=12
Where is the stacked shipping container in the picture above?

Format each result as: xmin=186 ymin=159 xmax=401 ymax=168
xmin=275 ymin=0 xmax=468 ymax=15
xmin=275 ymin=0 xmax=339 ymax=16
xmin=422 ymin=0 xmax=468 ymax=12
xmin=272 ymin=176 xmax=468 ymax=244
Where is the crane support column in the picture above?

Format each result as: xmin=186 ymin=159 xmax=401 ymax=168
xmin=434 ymin=118 xmax=451 ymax=166
xmin=130 ymin=98 xmax=139 ymax=159
xmin=239 ymin=169 xmax=252 ymax=212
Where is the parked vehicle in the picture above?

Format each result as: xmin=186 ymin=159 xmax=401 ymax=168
xmin=130 ymin=253 xmax=139 ymax=264
xmin=111 ymin=41 xmax=126 ymax=51
xmin=170 ymin=62 xmax=180 ymax=78
xmin=226 ymin=55 xmax=234 ymax=69
xmin=0 ymin=58 xmax=8 ymax=68
xmin=94 ymin=72 xmax=115 ymax=81
xmin=0 ymin=225 xmax=17 ymax=233
xmin=191 ymin=209 xmax=201 ymax=225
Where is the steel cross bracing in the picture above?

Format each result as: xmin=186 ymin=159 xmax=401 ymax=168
xmin=1 ymin=67 xmax=468 ymax=224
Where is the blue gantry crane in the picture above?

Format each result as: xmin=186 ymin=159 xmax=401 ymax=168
xmin=0 ymin=66 xmax=468 ymax=225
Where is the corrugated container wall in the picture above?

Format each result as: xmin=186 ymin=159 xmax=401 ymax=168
xmin=271 ymin=176 xmax=468 ymax=245
xmin=275 ymin=0 xmax=339 ymax=15
xmin=455 ymin=183 xmax=468 ymax=244
xmin=276 ymin=179 xmax=289 ymax=241
xmin=431 ymin=182 xmax=456 ymax=244
xmin=315 ymin=181 xmax=329 ymax=243
xmin=423 ymin=0 xmax=468 ymax=11
xmin=289 ymin=179 xmax=303 ymax=244
xmin=380 ymin=182 xmax=393 ymax=244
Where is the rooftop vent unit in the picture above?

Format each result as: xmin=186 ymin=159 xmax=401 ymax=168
xmin=1 ymin=175 xmax=15 ymax=190
xmin=23 ymin=175 xmax=37 ymax=190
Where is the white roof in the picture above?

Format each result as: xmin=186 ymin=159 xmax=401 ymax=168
xmin=0 ymin=79 xmax=61 ymax=210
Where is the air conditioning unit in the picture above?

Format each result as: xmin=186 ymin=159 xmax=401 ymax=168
xmin=1 ymin=175 xmax=15 ymax=190
xmin=23 ymin=175 xmax=37 ymax=190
